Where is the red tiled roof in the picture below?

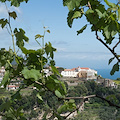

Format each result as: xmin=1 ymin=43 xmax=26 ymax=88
xmin=8 ymin=85 xmax=19 ymax=88
xmin=64 ymin=69 xmax=72 ymax=71
xmin=81 ymin=67 xmax=89 ymax=70
xmin=71 ymin=68 xmax=76 ymax=71
xmin=64 ymin=69 xmax=76 ymax=71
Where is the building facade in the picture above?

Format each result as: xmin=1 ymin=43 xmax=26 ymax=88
xmin=61 ymin=66 xmax=97 ymax=80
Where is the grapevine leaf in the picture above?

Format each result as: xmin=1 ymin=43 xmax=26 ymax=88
xmin=14 ymin=28 xmax=29 ymax=47
xmin=22 ymin=67 xmax=41 ymax=81
xmin=67 ymin=9 xmax=83 ymax=28
xmin=86 ymin=9 xmax=99 ymax=25
xmin=67 ymin=11 xmax=74 ymax=28
xmin=9 ymin=11 xmax=17 ymax=19
xmin=9 ymin=0 xmax=29 ymax=7
xmin=95 ymin=9 xmax=103 ymax=18
xmin=110 ymin=62 xmax=119 ymax=75
xmin=118 ymin=7 xmax=120 ymax=21
xmin=0 ymin=70 xmax=9 ymax=87
xmin=35 ymin=34 xmax=43 ymax=39
xmin=0 ymin=19 xmax=8 ymax=28
xmin=104 ymin=0 xmax=116 ymax=8
xmin=72 ymin=10 xmax=81 ymax=19
xmin=45 ymin=42 xmax=56 ymax=59
xmin=51 ymin=65 xmax=60 ymax=75
xmin=63 ymin=0 xmax=83 ymax=11
xmin=77 ymin=24 xmax=87 ymax=35
xmin=108 ymin=57 xmax=115 ymax=65
xmin=55 ymin=90 xmax=63 ymax=98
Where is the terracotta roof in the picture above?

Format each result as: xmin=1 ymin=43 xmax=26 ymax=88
xmin=8 ymin=85 xmax=19 ymax=88
xmin=64 ymin=69 xmax=74 ymax=71
xmin=81 ymin=67 xmax=89 ymax=70
xmin=71 ymin=68 xmax=76 ymax=71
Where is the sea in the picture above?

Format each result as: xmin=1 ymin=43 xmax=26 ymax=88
xmin=96 ymin=69 xmax=120 ymax=80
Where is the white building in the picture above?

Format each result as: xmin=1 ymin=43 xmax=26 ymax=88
xmin=61 ymin=66 xmax=97 ymax=80
xmin=79 ymin=68 xmax=97 ymax=80
xmin=61 ymin=68 xmax=78 ymax=78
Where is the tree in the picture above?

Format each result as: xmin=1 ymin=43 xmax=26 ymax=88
xmin=63 ymin=0 xmax=120 ymax=75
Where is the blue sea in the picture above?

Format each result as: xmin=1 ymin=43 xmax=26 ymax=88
xmin=96 ymin=69 xmax=120 ymax=80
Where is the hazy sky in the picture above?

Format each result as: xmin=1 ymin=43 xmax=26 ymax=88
xmin=0 ymin=0 xmax=120 ymax=75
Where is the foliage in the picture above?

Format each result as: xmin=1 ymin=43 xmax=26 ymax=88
xmin=0 ymin=0 xmax=69 ymax=119
xmin=1 ymin=0 xmax=120 ymax=119
xmin=63 ymin=0 xmax=120 ymax=75
xmin=74 ymin=106 xmax=120 ymax=120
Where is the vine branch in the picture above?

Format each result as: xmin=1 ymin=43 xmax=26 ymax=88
xmin=95 ymin=30 xmax=120 ymax=62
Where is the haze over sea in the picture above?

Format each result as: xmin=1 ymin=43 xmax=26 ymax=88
xmin=97 ymin=69 xmax=120 ymax=80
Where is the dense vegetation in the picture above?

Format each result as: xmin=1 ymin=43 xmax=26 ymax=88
xmin=1 ymin=80 xmax=120 ymax=119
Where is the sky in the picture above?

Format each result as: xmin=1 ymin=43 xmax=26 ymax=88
xmin=0 ymin=0 xmax=120 ymax=79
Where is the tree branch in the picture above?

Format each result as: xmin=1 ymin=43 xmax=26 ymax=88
xmin=96 ymin=95 xmax=120 ymax=108
xmin=65 ymin=94 xmax=120 ymax=109
xmin=113 ymin=40 xmax=120 ymax=52
xmin=65 ymin=95 xmax=96 ymax=100
xmin=64 ymin=98 xmax=85 ymax=119
xmin=95 ymin=31 xmax=120 ymax=62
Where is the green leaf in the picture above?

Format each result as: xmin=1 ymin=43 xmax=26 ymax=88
xmin=22 ymin=67 xmax=41 ymax=81
xmin=57 ymin=104 xmax=67 ymax=114
xmin=14 ymin=28 xmax=29 ymax=48
xmin=67 ymin=9 xmax=83 ymax=28
xmin=0 ymin=101 xmax=11 ymax=112
xmin=69 ymin=99 xmax=75 ymax=103
xmin=9 ymin=0 xmax=29 ymax=7
xmin=35 ymin=34 xmax=44 ymax=39
xmin=67 ymin=11 xmax=74 ymax=28
xmin=0 ymin=70 xmax=9 ymax=87
xmin=0 ymin=19 xmax=8 ymax=28
xmin=103 ymin=20 xmax=118 ymax=43
xmin=9 ymin=11 xmax=17 ymax=19
xmin=110 ymin=62 xmax=119 ymax=75
xmin=104 ymin=0 xmax=116 ymax=8
xmin=51 ymin=65 xmax=60 ymax=75
xmin=95 ymin=9 xmax=105 ymax=18
xmin=118 ymin=7 xmax=120 ymax=21
xmin=85 ymin=9 xmax=99 ymax=25
xmin=57 ymin=100 xmax=76 ymax=114
xmin=63 ymin=0 xmax=83 ymax=11
xmin=47 ymin=30 xmax=50 ymax=33
xmin=77 ymin=24 xmax=87 ymax=35
xmin=55 ymin=90 xmax=63 ymax=98
xmin=108 ymin=57 xmax=115 ymax=65
xmin=37 ymin=93 xmax=43 ymax=101
xmin=72 ymin=10 xmax=81 ymax=19
xmin=45 ymin=42 xmax=56 ymax=59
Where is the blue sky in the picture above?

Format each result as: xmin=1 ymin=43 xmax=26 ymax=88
xmin=0 ymin=0 xmax=120 ymax=79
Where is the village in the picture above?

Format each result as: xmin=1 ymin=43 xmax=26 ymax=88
xmin=0 ymin=66 xmax=118 ymax=90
